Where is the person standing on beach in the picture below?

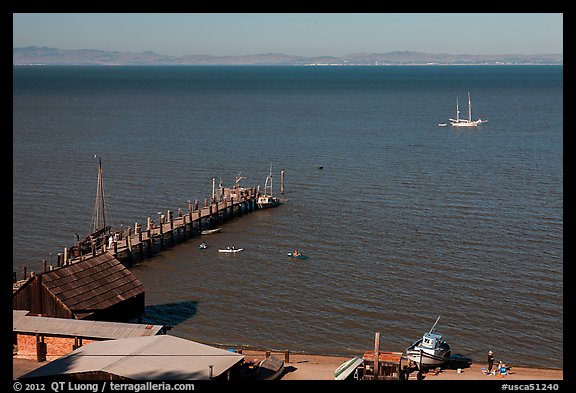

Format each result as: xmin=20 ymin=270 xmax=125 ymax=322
xmin=487 ymin=351 xmax=494 ymax=373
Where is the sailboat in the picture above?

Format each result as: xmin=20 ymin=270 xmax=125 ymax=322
xmin=257 ymin=164 xmax=281 ymax=209
xmin=71 ymin=156 xmax=113 ymax=260
xmin=449 ymin=92 xmax=486 ymax=127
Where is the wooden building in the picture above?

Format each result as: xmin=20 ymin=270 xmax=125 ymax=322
xmin=13 ymin=253 xmax=144 ymax=322
xmin=20 ymin=335 xmax=246 ymax=380
xmin=13 ymin=310 xmax=165 ymax=362
xmin=362 ymin=351 xmax=404 ymax=380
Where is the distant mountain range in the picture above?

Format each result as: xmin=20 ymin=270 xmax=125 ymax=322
xmin=13 ymin=46 xmax=563 ymax=66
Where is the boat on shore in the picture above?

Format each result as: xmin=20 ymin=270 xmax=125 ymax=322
xmin=406 ymin=316 xmax=451 ymax=369
xmin=257 ymin=355 xmax=285 ymax=380
xmin=449 ymin=92 xmax=486 ymax=127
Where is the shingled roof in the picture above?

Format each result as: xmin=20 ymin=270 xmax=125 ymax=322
xmin=43 ymin=253 xmax=144 ymax=319
xmin=13 ymin=253 xmax=145 ymax=321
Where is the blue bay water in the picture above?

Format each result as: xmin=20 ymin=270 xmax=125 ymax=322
xmin=13 ymin=65 xmax=563 ymax=368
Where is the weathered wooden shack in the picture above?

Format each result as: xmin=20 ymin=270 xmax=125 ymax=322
xmin=362 ymin=351 xmax=403 ymax=380
xmin=13 ymin=253 xmax=144 ymax=322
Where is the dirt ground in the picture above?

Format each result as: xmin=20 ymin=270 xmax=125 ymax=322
xmin=240 ymin=350 xmax=563 ymax=381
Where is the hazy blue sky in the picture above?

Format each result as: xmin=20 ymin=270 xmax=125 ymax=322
xmin=13 ymin=13 xmax=563 ymax=56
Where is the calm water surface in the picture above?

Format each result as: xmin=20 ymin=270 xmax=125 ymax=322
xmin=13 ymin=66 xmax=563 ymax=368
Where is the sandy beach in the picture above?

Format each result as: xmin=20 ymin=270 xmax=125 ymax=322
xmin=240 ymin=350 xmax=563 ymax=381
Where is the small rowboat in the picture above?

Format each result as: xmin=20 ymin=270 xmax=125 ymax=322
xmin=219 ymin=248 xmax=244 ymax=253
xmin=201 ymin=228 xmax=221 ymax=235
xmin=288 ymin=252 xmax=308 ymax=259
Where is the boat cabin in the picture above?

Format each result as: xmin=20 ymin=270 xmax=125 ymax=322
xmin=421 ymin=332 xmax=445 ymax=349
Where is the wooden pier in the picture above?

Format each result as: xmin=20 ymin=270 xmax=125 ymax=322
xmin=13 ymin=168 xmax=282 ymax=289
xmin=73 ymin=185 xmax=257 ymax=265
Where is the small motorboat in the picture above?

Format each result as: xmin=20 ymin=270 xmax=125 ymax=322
xmin=406 ymin=316 xmax=451 ymax=369
xmin=288 ymin=252 xmax=308 ymax=260
xmin=219 ymin=248 xmax=244 ymax=253
xmin=199 ymin=243 xmax=208 ymax=249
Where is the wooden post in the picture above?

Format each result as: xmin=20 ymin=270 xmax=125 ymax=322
xmin=374 ymin=331 xmax=380 ymax=380
xmin=127 ymin=227 xmax=132 ymax=252
xmin=91 ymin=238 xmax=96 ymax=257
xmin=280 ymin=169 xmax=284 ymax=194
xmin=284 ymin=350 xmax=290 ymax=363
xmin=42 ymin=259 xmax=47 ymax=272
xmin=208 ymin=204 xmax=213 ymax=228
xmin=168 ymin=210 xmax=175 ymax=246
xmin=63 ymin=247 xmax=68 ymax=265
xmin=36 ymin=334 xmax=47 ymax=362
xmin=146 ymin=229 xmax=152 ymax=256
xmin=138 ymin=230 xmax=144 ymax=260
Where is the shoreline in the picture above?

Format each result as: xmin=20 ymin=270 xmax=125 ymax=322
xmin=239 ymin=350 xmax=563 ymax=381
xmin=14 ymin=351 xmax=563 ymax=381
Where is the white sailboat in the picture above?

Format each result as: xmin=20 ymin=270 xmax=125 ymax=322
xmin=449 ymin=92 xmax=486 ymax=127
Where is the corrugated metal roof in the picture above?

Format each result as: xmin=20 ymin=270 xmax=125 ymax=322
xmin=13 ymin=310 xmax=163 ymax=339
xmin=40 ymin=253 xmax=144 ymax=317
xmin=21 ymin=335 xmax=245 ymax=380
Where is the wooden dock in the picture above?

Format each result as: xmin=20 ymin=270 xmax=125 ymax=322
xmin=71 ymin=185 xmax=258 ymax=265
xmin=13 ymin=169 xmax=283 ymax=288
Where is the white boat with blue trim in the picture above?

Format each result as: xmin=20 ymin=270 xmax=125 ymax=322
xmin=406 ymin=316 xmax=451 ymax=369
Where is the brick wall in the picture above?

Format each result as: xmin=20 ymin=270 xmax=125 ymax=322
xmin=15 ymin=334 xmax=96 ymax=361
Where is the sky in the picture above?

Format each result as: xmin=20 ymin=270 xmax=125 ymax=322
xmin=12 ymin=13 xmax=563 ymax=57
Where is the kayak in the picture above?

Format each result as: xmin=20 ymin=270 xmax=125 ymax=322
xmin=288 ymin=253 xmax=308 ymax=259
xmin=219 ymin=248 xmax=244 ymax=253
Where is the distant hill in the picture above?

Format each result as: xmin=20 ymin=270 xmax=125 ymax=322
xmin=13 ymin=46 xmax=563 ymax=66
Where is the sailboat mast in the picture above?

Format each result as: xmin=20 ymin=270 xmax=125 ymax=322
xmin=99 ymin=157 xmax=106 ymax=230
xmin=456 ymin=97 xmax=460 ymax=122
xmin=269 ymin=163 xmax=273 ymax=197
xmin=92 ymin=156 xmax=107 ymax=232
xmin=468 ymin=92 xmax=472 ymax=121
